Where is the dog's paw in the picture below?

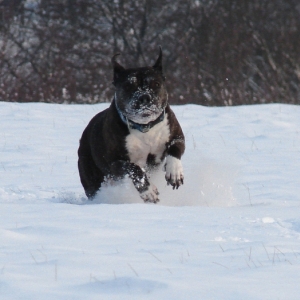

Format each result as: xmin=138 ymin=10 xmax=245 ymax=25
xmin=164 ymin=156 xmax=184 ymax=190
xmin=140 ymin=183 xmax=160 ymax=203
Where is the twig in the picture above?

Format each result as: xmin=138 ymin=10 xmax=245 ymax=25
xmin=262 ymin=244 xmax=271 ymax=261
xmin=274 ymin=246 xmax=285 ymax=256
xmin=148 ymin=251 xmax=162 ymax=263
xmin=127 ymin=263 xmax=139 ymax=277
xmin=30 ymin=251 xmax=38 ymax=264
xmin=37 ymin=249 xmax=48 ymax=262
xmin=219 ymin=244 xmax=225 ymax=252
xmin=248 ymin=247 xmax=252 ymax=262
xmin=192 ymin=134 xmax=196 ymax=149
xmin=243 ymin=184 xmax=252 ymax=206
xmin=212 ymin=262 xmax=229 ymax=269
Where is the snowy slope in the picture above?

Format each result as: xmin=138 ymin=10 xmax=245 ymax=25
xmin=1 ymin=102 xmax=300 ymax=299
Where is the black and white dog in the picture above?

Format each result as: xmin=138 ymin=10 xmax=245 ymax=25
xmin=78 ymin=48 xmax=185 ymax=203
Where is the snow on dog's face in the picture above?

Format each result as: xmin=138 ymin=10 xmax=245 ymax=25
xmin=112 ymin=48 xmax=168 ymax=124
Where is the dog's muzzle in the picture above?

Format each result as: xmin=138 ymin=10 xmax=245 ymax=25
xmin=114 ymin=95 xmax=165 ymax=133
xmin=138 ymin=94 xmax=151 ymax=106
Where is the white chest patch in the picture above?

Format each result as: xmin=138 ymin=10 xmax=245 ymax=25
xmin=126 ymin=114 xmax=170 ymax=168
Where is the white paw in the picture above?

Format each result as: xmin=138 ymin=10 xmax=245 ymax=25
xmin=140 ymin=183 xmax=159 ymax=203
xmin=164 ymin=156 xmax=184 ymax=189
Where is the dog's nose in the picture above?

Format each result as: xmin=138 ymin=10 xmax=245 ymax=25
xmin=138 ymin=94 xmax=151 ymax=105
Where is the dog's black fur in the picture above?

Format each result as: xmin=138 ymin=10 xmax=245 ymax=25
xmin=78 ymin=48 xmax=185 ymax=203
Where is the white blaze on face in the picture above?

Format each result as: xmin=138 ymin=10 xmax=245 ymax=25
xmin=125 ymin=114 xmax=170 ymax=168
xmin=128 ymin=76 xmax=137 ymax=84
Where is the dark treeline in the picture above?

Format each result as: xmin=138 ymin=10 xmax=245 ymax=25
xmin=0 ymin=0 xmax=299 ymax=105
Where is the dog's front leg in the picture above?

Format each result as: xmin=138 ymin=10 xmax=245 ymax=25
xmin=164 ymin=138 xmax=185 ymax=190
xmin=111 ymin=161 xmax=159 ymax=203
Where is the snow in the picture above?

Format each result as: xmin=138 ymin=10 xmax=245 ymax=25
xmin=1 ymin=101 xmax=300 ymax=299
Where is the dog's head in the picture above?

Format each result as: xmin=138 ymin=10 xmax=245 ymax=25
xmin=112 ymin=47 xmax=168 ymax=125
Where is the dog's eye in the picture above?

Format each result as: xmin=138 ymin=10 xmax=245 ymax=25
xmin=153 ymin=81 xmax=161 ymax=88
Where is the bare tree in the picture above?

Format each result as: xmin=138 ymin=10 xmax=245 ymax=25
xmin=0 ymin=0 xmax=299 ymax=105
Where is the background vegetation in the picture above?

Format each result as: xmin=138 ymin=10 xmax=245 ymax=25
xmin=1 ymin=0 xmax=299 ymax=105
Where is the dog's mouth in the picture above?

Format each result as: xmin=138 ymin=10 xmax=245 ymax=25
xmin=141 ymin=106 xmax=158 ymax=116
xmin=125 ymin=91 xmax=164 ymax=123
xmin=125 ymin=104 xmax=163 ymax=125
xmin=115 ymin=88 xmax=167 ymax=125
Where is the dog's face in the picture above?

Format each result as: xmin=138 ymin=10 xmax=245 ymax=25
xmin=112 ymin=49 xmax=168 ymax=125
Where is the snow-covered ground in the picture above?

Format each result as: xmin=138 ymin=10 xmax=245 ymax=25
xmin=1 ymin=102 xmax=300 ymax=299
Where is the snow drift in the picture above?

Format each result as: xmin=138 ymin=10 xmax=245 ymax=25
xmin=1 ymin=102 xmax=300 ymax=299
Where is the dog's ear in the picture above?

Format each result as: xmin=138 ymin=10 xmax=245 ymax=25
xmin=153 ymin=46 xmax=163 ymax=72
xmin=111 ymin=53 xmax=124 ymax=72
xmin=111 ymin=54 xmax=124 ymax=84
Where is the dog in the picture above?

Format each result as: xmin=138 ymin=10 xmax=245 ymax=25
xmin=78 ymin=47 xmax=185 ymax=203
